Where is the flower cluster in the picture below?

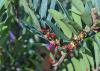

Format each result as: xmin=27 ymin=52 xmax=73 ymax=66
xmin=40 ymin=27 xmax=75 ymax=57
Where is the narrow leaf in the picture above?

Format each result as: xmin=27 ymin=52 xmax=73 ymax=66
xmin=0 ymin=0 xmax=7 ymax=9
xmin=49 ymin=9 xmax=72 ymax=39
xmin=67 ymin=62 xmax=74 ymax=71
xmin=71 ymin=0 xmax=85 ymax=13
xmin=39 ymin=0 xmax=48 ymax=18
xmin=93 ymin=41 xmax=100 ymax=68
xmin=71 ymin=57 xmax=82 ymax=71
xmin=71 ymin=5 xmax=82 ymax=29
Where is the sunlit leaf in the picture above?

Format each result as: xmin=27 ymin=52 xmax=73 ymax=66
xmin=71 ymin=0 xmax=85 ymax=13
xmin=71 ymin=5 xmax=82 ymax=29
xmin=49 ymin=9 xmax=72 ymax=39
xmin=71 ymin=57 xmax=82 ymax=71
xmin=0 ymin=0 xmax=7 ymax=9
xmin=67 ymin=62 xmax=74 ymax=71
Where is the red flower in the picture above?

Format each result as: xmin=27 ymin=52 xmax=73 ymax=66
xmin=51 ymin=33 xmax=56 ymax=38
xmin=50 ymin=41 xmax=55 ymax=45
xmin=47 ymin=41 xmax=56 ymax=53
xmin=62 ymin=44 xmax=73 ymax=50
xmin=67 ymin=43 xmax=73 ymax=50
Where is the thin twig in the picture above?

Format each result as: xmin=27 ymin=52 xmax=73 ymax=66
xmin=53 ymin=52 xmax=66 ymax=70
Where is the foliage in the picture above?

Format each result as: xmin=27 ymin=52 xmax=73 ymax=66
xmin=0 ymin=0 xmax=100 ymax=71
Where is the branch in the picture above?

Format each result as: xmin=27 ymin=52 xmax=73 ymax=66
xmin=53 ymin=52 xmax=66 ymax=70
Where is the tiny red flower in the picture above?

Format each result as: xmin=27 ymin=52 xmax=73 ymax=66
xmin=45 ymin=41 xmax=56 ymax=54
xmin=51 ymin=33 xmax=56 ymax=38
xmin=66 ymin=44 xmax=73 ymax=51
xmin=50 ymin=41 xmax=55 ymax=45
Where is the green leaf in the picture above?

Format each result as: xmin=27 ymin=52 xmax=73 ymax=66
xmin=71 ymin=57 xmax=82 ymax=71
xmin=46 ymin=0 xmax=56 ymax=21
xmin=39 ymin=0 xmax=48 ymax=18
xmin=71 ymin=4 xmax=81 ymax=15
xmin=81 ymin=10 xmax=92 ymax=27
xmin=95 ymin=33 xmax=100 ymax=50
xmin=85 ymin=48 xmax=94 ymax=69
xmin=67 ymin=62 xmax=74 ymax=71
xmin=96 ymin=32 xmax=100 ymax=39
xmin=71 ymin=0 xmax=85 ymax=13
xmin=49 ymin=9 xmax=72 ymax=39
xmin=4 ymin=0 xmax=10 ymax=8
xmin=32 ymin=0 xmax=39 ymax=11
xmin=81 ymin=4 xmax=92 ymax=27
xmin=93 ymin=41 xmax=100 ymax=68
xmin=61 ymin=19 xmax=79 ymax=35
xmin=61 ymin=68 xmax=66 ymax=71
xmin=71 ymin=5 xmax=82 ymax=29
xmin=85 ymin=38 xmax=94 ymax=69
xmin=47 ymin=21 xmax=67 ymax=40
xmin=95 ymin=34 xmax=100 ymax=66
xmin=46 ymin=21 xmax=68 ymax=40
xmin=79 ymin=51 xmax=90 ymax=71
xmin=21 ymin=0 xmax=41 ymax=31
xmin=67 ymin=23 xmax=79 ymax=35
xmin=48 ymin=9 xmax=64 ymax=20
xmin=2 ymin=25 xmax=8 ymax=30
xmin=57 ymin=20 xmax=72 ymax=39
xmin=85 ymin=1 xmax=92 ymax=14
xmin=0 ymin=0 xmax=7 ymax=9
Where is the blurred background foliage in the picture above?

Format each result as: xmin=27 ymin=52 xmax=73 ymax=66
xmin=0 ymin=0 xmax=100 ymax=71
